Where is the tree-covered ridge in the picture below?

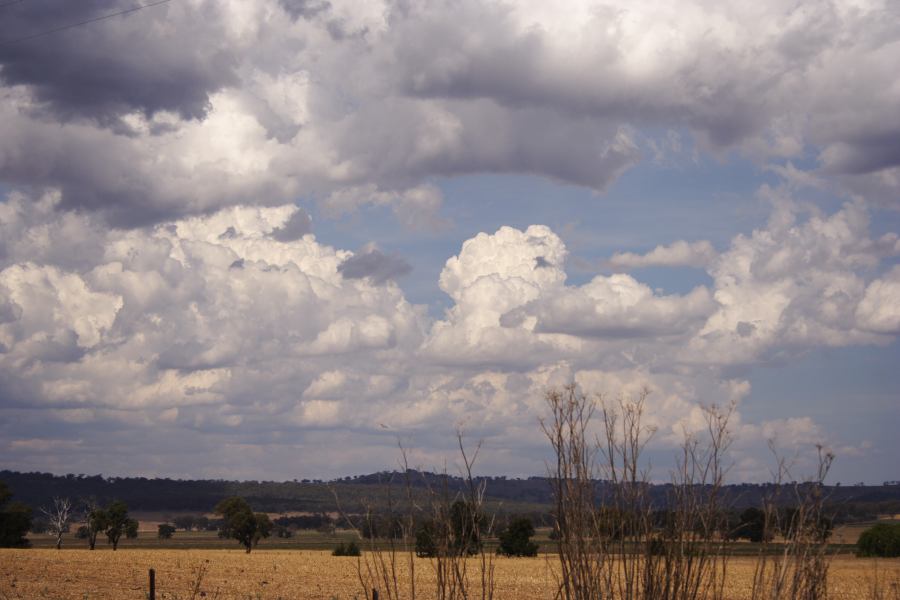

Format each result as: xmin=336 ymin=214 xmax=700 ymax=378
xmin=2 ymin=470 xmax=899 ymax=519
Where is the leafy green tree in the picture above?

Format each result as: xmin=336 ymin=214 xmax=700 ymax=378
xmin=857 ymin=523 xmax=900 ymax=557
xmin=104 ymin=501 xmax=138 ymax=550
xmin=214 ymin=497 xmax=272 ymax=553
xmin=497 ymin=517 xmax=539 ymax=557
xmin=0 ymin=481 xmax=32 ymax=547
xmin=158 ymin=523 xmax=176 ymax=540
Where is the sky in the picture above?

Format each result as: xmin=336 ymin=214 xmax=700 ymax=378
xmin=0 ymin=0 xmax=898 ymax=484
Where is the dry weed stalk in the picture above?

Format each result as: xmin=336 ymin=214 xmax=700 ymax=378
xmin=333 ymin=443 xmax=417 ymax=600
xmin=423 ymin=434 xmax=496 ymax=600
xmin=867 ymin=562 xmax=900 ymax=600
xmin=542 ymin=384 xmax=736 ymax=600
xmin=750 ymin=443 xmax=835 ymax=600
xmin=333 ymin=433 xmax=496 ymax=600
xmin=189 ymin=559 xmax=219 ymax=600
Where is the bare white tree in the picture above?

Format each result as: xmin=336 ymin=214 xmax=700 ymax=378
xmin=40 ymin=497 xmax=73 ymax=550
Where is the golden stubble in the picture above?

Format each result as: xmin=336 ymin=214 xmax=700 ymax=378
xmin=0 ymin=549 xmax=898 ymax=600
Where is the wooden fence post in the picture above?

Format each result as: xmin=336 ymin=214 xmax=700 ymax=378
xmin=149 ymin=568 xmax=156 ymax=600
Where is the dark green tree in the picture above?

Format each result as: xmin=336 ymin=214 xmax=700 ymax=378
xmin=857 ymin=523 xmax=900 ymax=557
xmin=733 ymin=507 xmax=769 ymax=543
xmin=158 ymin=523 xmax=176 ymax=540
xmin=104 ymin=501 xmax=138 ymax=550
xmin=415 ymin=520 xmax=442 ymax=557
xmin=215 ymin=497 xmax=272 ymax=553
xmin=497 ymin=517 xmax=539 ymax=557
xmin=0 ymin=481 xmax=32 ymax=547
xmin=449 ymin=500 xmax=482 ymax=555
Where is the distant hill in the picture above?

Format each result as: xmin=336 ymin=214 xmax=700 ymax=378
xmin=2 ymin=469 xmax=899 ymax=522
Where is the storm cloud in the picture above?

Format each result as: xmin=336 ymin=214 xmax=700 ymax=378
xmin=0 ymin=0 xmax=897 ymax=226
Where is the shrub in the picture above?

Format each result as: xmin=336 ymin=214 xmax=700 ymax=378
xmin=332 ymin=540 xmax=361 ymax=556
xmin=497 ymin=517 xmax=539 ymax=557
xmin=158 ymin=523 xmax=176 ymax=540
xmin=857 ymin=523 xmax=900 ymax=558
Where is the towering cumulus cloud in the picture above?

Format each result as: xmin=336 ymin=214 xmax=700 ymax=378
xmin=3 ymin=189 xmax=896 ymax=478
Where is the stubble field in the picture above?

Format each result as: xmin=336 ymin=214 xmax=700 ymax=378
xmin=2 ymin=549 xmax=899 ymax=600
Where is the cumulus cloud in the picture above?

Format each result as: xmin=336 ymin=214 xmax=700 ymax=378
xmin=0 ymin=187 xmax=897 ymax=477
xmin=609 ymin=240 xmax=717 ymax=269
xmin=0 ymin=194 xmax=424 ymax=418
xmin=856 ymin=266 xmax=900 ymax=334
xmin=513 ymin=278 xmax=715 ymax=339
xmin=687 ymin=194 xmax=894 ymax=365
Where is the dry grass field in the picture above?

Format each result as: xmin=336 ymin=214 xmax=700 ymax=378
xmin=1 ymin=549 xmax=898 ymax=600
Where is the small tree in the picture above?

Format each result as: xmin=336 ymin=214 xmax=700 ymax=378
xmin=104 ymin=501 xmax=138 ymax=550
xmin=40 ymin=497 xmax=73 ymax=550
xmin=83 ymin=500 xmax=106 ymax=550
xmin=497 ymin=517 xmax=539 ymax=557
xmin=0 ymin=481 xmax=32 ymax=548
xmin=158 ymin=523 xmax=176 ymax=540
xmin=857 ymin=523 xmax=900 ymax=558
xmin=214 ymin=497 xmax=272 ymax=553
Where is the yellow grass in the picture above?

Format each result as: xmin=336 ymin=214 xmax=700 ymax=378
xmin=1 ymin=549 xmax=898 ymax=600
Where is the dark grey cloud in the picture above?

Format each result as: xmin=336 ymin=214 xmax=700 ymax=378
xmin=271 ymin=209 xmax=312 ymax=241
xmin=338 ymin=247 xmax=412 ymax=284
xmin=0 ymin=0 xmax=898 ymax=233
xmin=0 ymin=0 xmax=236 ymax=123
xmin=279 ymin=0 xmax=331 ymax=20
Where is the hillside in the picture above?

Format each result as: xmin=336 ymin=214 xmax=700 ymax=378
xmin=3 ymin=470 xmax=899 ymax=521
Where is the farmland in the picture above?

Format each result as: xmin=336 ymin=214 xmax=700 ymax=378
xmin=2 ymin=548 xmax=898 ymax=600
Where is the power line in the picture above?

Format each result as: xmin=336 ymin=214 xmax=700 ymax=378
xmin=0 ymin=0 xmax=173 ymax=46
